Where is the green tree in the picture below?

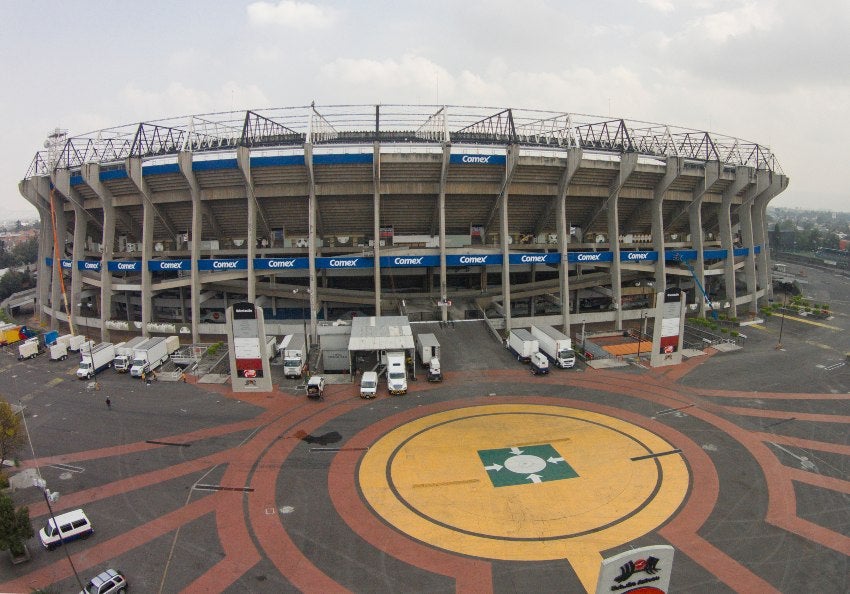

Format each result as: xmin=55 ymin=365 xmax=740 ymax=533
xmin=11 ymin=237 xmax=38 ymax=266
xmin=0 ymin=492 xmax=34 ymax=557
xmin=0 ymin=399 xmax=25 ymax=467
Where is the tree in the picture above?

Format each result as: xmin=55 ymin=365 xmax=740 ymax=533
xmin=0 ymin=492 xmax=34 ymax=558
xmin=0 ymin=400 xmax=24 ymax=467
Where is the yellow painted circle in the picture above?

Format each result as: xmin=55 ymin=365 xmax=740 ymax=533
xmin=358 ymin=404 xmax=689 ymax=561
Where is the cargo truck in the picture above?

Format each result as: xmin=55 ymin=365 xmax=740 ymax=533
xmin=130 ymin=337 xmax=170 ymax=377
xmin=113 ymin=336 xmax=147 ymax=372
xmin=165 ymin=335 xmax=181 ymax=355
xmin=280 ymin=333 xmax=306 ymax=379
xmin=385 ymin=351 xmax=408 ymax=395
xmin=415 ymin=333 xmax=441 ymax=365
xmin=68 ymin=335 xmax=87 ymax=352
xmin=43 ymin=330 xmax=59 ymax=347
xmin=77 ymin=342 xmax=116 ymax=379
xmin=507 ymin=329 xmax=538 ymax=363
xmin=427 ymin=357 xmax=443 ymax=382
xmin=1 ymin=324 xmax=31 ymax=346
xmin=49 ymin=342 xmax=68 ymax=361
xmin=530 ymin=324 xmax=576 ymax=369
xmin=18 ymin=337 xmax=42 ymax=360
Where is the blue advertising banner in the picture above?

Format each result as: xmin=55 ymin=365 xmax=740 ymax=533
xmin=620 ymin=251 xmax=658 ymax=262
xmin=315 ymin=256 xmax=374 ymax=269
xmin=508 ymin=253 xmax=561 ymax=265
xmin=108 ymin=261 xmax=142 ymax=272
xmin=733 ymin=247 xmax=749 ymax=257
xmin=148 ymin=260 xmax=191 ymax=272
xmin=665 ymin=250 xmax=698 ymax=262
xmin=197 ymin=259 xmax=248 ymax=271
xmin=703 ymin=249 xmax=727 ymax=260
xmin=77 ymin=260 xmax=102 ymax=272
xmin=566 ymin=251 xmax=614 ymax=263
xmin=446 ymin=254 xmax=503 ymax=266
xmin=254 ymin=257 xmax=309 ymax=270
xmin=380 ymin=255 xmax=440 ymax=268
xmin=449 ymin=154 xmax=507 ymax=165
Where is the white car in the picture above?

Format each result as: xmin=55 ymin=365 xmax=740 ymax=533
xmin=80 ymin=569 xmax=127 ymax=594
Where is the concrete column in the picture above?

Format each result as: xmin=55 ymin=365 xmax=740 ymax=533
xmin=19 ymin=178 xmax=52 ymax=327
xmin=688 ymin=162 xmax=719 ymax=317
xmin=54 ymin=171 xmax=87 ymax=328
xmin=650 ymin=157 xmax=683 ymax=295
xmin=720 ymin=166 xmax=752 ymax=319
xmin=501 ymin=145 xmax=519 ymax=332
xmin=178 ymin=152 xmax=202 ymax=343
xmin=372 ymin=142 xmax=382 ymax=317
xmin=608 ymin=152 xmax=638 ymax=329
xmin=81 ymin=163 xmax=116 ymax=342
xmin=237 ymin=147 xmax=257 ymax=304
xmin=754 ymin=174 xmax=788 ymax=304
xmin=50 ymin=189 xmax=68 ymax=331
xmin=439 ymin=143 xmax=449 ymax=322
xmin=738 ymin=171 xmax=769 ymax=315
xmin=558 ymin=147 xmax=581 ymax=333
xmin=305 ymin=143 xmax=317 ymax=341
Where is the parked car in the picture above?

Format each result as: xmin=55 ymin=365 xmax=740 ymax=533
xmin=80 ymin=568 xmax=127 ymax=594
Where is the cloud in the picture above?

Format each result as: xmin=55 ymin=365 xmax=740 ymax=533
xmin=686 ymin=0 xmax=781 ymax=43
xmin=247 ymin=1 xmax=337 ymax=29
xmin=120 ymin=82 xmax=270 ymax=120
xmin=639 ymin=0 xmax=676 ymax=13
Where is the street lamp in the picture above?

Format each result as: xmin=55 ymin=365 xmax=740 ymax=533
xmin=18 ymin=401 xmax=85 ymax=591
xmin=292 ymin=288 xmax=311 ymax=362
xmin=776 ymin=292 xmax=787 ymax=350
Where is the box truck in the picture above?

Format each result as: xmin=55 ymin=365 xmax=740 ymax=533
xmin=507 ymin=329 xmax=538 ymax=363
xmin=77 ymin=342 xmax=116 ymax=379
xmin=49 ymin=342 xmax=68 ymax=361
xmin=113 ymin=336 xmax=147 ymax=372
xmin=427 ymin=357 xmax=443 ymax=382
xmin=130 ymin=337 xmax=170 ymax=377
xmin=18 ymin=337 xmax=41 ymax=360
xmin=385 ymin=351 xmax=408 ymax=395
xmin=531 ymin=324 xmax=577 ymax=369
xmin=165 ymin=335 xmax=181 ymax=355
xmin=415 ymin=333 xmax=440 ymax=365
xmin=68 ymin=335 xmax=88 ymax=352
xmin=77 ymin=342 xmax=115 ymax=379
xmin=280 ymin=334 xmax=306 ymax=379
xmin=43 ymin=330 xmax=59 ymax=347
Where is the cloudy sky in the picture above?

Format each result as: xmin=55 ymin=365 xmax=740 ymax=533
xmin=1 ymin=0 xmax=847 ymax=219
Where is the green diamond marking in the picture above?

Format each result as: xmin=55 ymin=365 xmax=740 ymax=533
xmin=478 ymin=444 xmax=579 ymax=487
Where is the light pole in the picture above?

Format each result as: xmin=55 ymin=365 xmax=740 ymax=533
xmin=292 ymin=288 xmax=310 ymax=364
xmin=776 ymin=292 xmax=787 ymax=350
xmin=19 ymin=401 xmax=85 ymax=591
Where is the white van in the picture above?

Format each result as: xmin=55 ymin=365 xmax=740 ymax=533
xmin=360 ymin=371 xmax=378 ymax=399
xmin=39 ymin=508 xmax=93 ymax=550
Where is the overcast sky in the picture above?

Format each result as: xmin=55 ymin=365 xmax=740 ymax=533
xmin=2 ymin=0 xmax=847 ymax=220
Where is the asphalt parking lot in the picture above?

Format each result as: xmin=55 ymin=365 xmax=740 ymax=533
xmin=1 ymin=265 xmax=847 ymax=593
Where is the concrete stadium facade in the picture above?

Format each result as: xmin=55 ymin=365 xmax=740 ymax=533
xmin=19 ymin=104 xmax=788 ymax=344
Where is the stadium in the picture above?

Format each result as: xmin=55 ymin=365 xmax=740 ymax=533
xmin=19 ymin=104 xmax=788 ymax=344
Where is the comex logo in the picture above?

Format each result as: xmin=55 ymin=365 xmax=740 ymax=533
xmin=520 ymin=255 xmax=547 ymax=263
xmin=160 ymin=262 xmax=183 ymax=270
xmin=462 ymin=155 xmax=492 ymax=164
xmin=83 ymin=262 xmax=100 ymax=269
xmin=577 ymin=253 xmax=603 ymax=262
xmin=330 ymin=258 xmax=358 ymax=267
xmin=459 ymin=256 xmax=487 ymax=264
xmin=394 ymin=257 xmax=424 ymax=265
xmin=626 ymin=252 xmax=650 ymax=260
xmin=269 ymin=259 xmax=296 ymax=268
xmin=117 ymin=262 xmax=137 ymax=270
xmin=213 ymin=260 xmax=239 ymax=269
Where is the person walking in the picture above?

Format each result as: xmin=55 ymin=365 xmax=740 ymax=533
xmin=106 ymin=396 xmax=111 ymax=410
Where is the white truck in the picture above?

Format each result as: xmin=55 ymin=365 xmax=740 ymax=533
xmin=385 ymin=351 xmax=408 ymax=395
xmin=17 ymin=337 xmax=41 ymax=360
xmin=77 ymin=342 xmax=116 ymax=379
xmin=531 ymin=324 xmax=577 ymax=369
xmin=68 ymin=335 xmax=87 ymax=352
xmin=280 ymin=333 xmax=306 ymax=379
xmin=130 ymin=337 xmax=170 ymax=377
xmin=49 ymin=341 xmax=69 ymax=361
xmin=113 ymin=336 xmax=147 ymax=372
xmin=507 ymin=329 xmax=538 ymax=363
xmin=427 ymin=357 xmax=443 ymax=382
xmin=415 ymin=333 xmax=440 ymax=365
xmin=165 ymin=335 xmax=181 ymax=356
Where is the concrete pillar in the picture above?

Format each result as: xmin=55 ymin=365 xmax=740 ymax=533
xmin=558 ymin=147 xmax=581 ymax=333
xmin=372 ymin=142 xmax=382 ymax=317
xmin=305 ymin=143 xmax=317 ymax=341
xmin=688 ymin=161 xmax=719 ymax=317
xmin=19 ymin=179 xmax=52 ymax=327
xmin=650 ymin=157 xmax=683 ymax=295
xmin=720 ymin=166 xmax=752 ymax=319
xmin=608 ymin=152 xmax=638 ymax=329
xmin=50 ymin=189 xmax=67 ymax=331
xmin=81 ymin=163 xmax=116 ymax=343
xmin=54 ymin=171 xmax=87 ymax=329
xmin=178 ymin=152 xmax=202 ymax=343
xmin=501 ymin=145 xmax=519 ymax=332
xmin=439 ymin=143 xmax=449 ymax=323
xmin=754 ymin=174 xmax=788 ymax=304
xmin=738 ymin=171 xmax=769 ymax=315
xmin=126 ymin=158 xmax=154 ymax=336
xmin=237 ymin=147 xmax=257 ymax=304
